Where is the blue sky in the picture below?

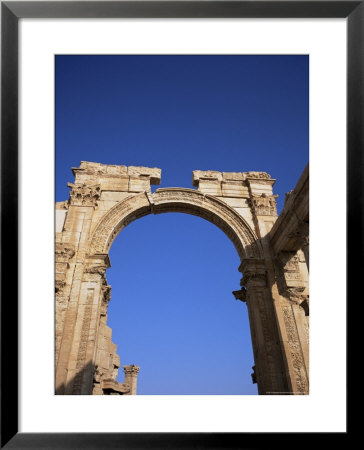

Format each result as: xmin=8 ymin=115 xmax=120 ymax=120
xmin=56 ymin=55 xmax=308 ymax=394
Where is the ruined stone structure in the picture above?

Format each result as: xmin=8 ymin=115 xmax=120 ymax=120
xmin=55 ymin=161 xmax=309 ymax=395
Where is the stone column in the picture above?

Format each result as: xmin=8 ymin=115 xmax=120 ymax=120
xmin=123 ymin=365 xmax=140 ymax=395
xmin=63 ymin=254 xmax=110 ymax=395
xmin=239 ymin=258 xmax=288 ymax=394
xmin=55 ymin=205 xmax=96 ymax=394
xmin=273 ymin=251 xmax=309 ymax=394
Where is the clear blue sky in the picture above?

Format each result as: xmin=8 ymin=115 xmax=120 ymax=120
xmin=56 ymin=55 xmax=308 ymax=394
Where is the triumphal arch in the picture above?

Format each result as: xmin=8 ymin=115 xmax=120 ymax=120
xmin=55 ymin=161 xmax=309 ymax=395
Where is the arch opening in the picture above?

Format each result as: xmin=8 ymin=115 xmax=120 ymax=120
xmin=106 ymin=212 xmax=258 ymax=394
xmin=89 ymin=188 xmax=262 ymax=262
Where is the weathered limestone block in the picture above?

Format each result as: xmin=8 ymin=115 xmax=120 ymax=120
xmin=72 ymin=162 xmax=161 ymax=193
xmin=100 ymin=191 xmax=131 ymax=202
xmin=221 ymin=181 xmax=249 ymax=198
xmin=127 ymin=166 xmax=161 ymax=185
xmin=99 ymin=177 xmax=130 ymax=192
xmin=192 ymin=170 xmax=222 ymax=186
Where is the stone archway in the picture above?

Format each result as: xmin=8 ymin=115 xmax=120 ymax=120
xmin=89 ymin=188 xmax=261 ymax=259
xmin=55 ymin=162 xmax=309 ymax=395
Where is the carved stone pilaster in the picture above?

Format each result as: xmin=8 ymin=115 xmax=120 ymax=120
xmin=277 ymin=251 xmax=305 ymax=291
xmin=238 ymin=258 xmax=287 ymax=394
xmin=282 ymin=306 xmax=309 ymax=394
xmin=67 ymin=182 xmax=101 ymax=207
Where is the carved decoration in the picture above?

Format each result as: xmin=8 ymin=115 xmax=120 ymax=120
xmin=277 ymin=252 xmax=304 ymax=291
xmin=246 ymin=171 xmax=271 ymax=180
xmin=84 ymin=265 xmax=108 ymax=276
xmin=55 ymin=243 xmax=75 ymax=296
xmin=282 ymin=306 xmax=308 ymax=393
xmin=67 ymin=182 xmax=101 ymax=206
xmin=55 ymin=243 xmax=75 ymax=262
xmin=242 ymin=272 xmax=267 ymax=288
xmin=280 ymin=253 xmax=300 ymax=272
xmin=123 ymin=364 xmax=140 ymax=376
xmin=250 ymin=193 xmax=278 ymax=216
xmin=89 ymin=189 xmax=261 ymax=260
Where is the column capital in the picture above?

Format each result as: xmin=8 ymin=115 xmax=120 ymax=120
xmin=239 ymin=258 xmax=267 ymax=287
xmin=55 ymin=243 xmax=75 ymax=262
xmin=123 ymin=364 xmax=140 ymax=376
xmin=67 ymin=182 xmax=101 ymax=207
xmin=249 ymin=193 xmax=278 ymax=217
xmin=239 ymin=258 xmax=267 ymax=288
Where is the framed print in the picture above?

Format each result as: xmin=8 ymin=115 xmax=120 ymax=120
xmin=2 ymin=0 xmax=358 ymax=447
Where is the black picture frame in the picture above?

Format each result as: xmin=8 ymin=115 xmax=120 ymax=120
xmin=1 ymin=1 xmax=357 ymax=448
